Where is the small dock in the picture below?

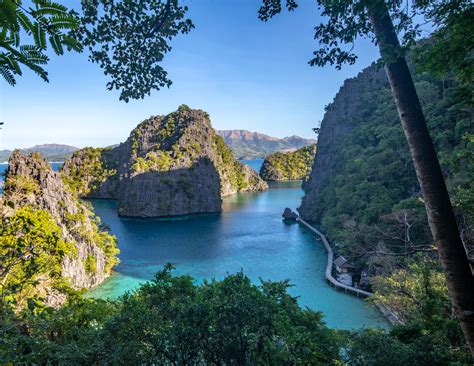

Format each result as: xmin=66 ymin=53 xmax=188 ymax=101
xmin=296 ymin=216 xmax=403 ymax=325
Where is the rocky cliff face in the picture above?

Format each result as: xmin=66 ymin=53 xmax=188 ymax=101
xmin=259 ymin=145 xmax=316 ymax=181
xmin=298 ymin=64 xmax=388 ymax=221
xmin=62 ymin=106 xmax=267 ymax=217
xmin=1 ymin=151 xmax=119 ymax=305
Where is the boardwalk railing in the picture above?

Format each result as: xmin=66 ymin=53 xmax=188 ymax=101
xmin=296 ymin=216 xmax=403 ymax=325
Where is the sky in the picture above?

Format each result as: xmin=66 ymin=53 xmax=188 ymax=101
xmin=0 ymin=0 xmax=380 ymax=150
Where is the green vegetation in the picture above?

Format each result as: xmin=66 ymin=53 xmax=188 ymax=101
xmin=1 ymin=265 xmax=471 ymax=364
xmin=3 ymin=174 xmax=40 ymax=197
xmin=0 ymin=0 xmax=81 ymax=86
xmin=0 ymin=206 xmax=75 ymax=309
xmin=214 ymin=135 xmax=248 ymax=191
xmin=62 ymin=147 xmax=116 ymax=196
xmin=132 ymin=151 xmax=173 ymax=173
xmin=1 ymin=1 xmax=193 ymax=102
xmin=308 ymin=71 xmax=472 ymax=267
xmin=260 ymin=0 xmax=474 ymax=352
xmin=260 ymin=145 xmax=316 ymax=181
xmin=83 ymin=254 xmax=97 ymax=274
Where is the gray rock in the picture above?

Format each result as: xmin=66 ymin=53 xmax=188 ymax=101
xmin=63 ymin=106 xmax=268 ymax=217
xmin=1 ymin=151 xmax=118 ymax=306
xmin=298 ymin=64 xmax=388 ymax=222
xmin=282 ymin=208 xmax=298 ymax=220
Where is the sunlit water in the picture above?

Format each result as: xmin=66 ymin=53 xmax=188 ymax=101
xmin=0 ymin=160 xmax=388 ymax=329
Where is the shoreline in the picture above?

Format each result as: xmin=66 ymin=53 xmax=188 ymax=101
xmin=296 ymin=216 xmax=403 ymax=326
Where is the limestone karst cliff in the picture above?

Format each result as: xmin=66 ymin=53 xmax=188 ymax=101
xmin=298 ymin=64 xmax=389 ymax=222
xmin=62 ymin=106 xmax=268 ymax=217
xmin=1 ymin=151 xmax=119 ymax=306
xmin=259 ymin=145 xmax=316 ymax=181
xmin=298 ymin=60 xmax=472 ymax=269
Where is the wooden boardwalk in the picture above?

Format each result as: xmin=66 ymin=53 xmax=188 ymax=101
xmin=296 ymin=216 xmax=403 ymax=324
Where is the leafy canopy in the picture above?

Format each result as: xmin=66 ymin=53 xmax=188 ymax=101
xmin=258 ymin=0 xmax=473 ymax=70
xmin=0 ymin=0 xmax=194 ymax=101
xmin=0 ymin=0 xmax=81 ymax=85
xmin=76 ymin=0 xmax=194 ymax=102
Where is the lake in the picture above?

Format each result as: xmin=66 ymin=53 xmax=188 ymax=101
xmin=0 ymin=160 xmax=388 ymax=329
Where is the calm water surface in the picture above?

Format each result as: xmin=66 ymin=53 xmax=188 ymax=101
xmin=1 ymin=161 xmax=388 ymax=329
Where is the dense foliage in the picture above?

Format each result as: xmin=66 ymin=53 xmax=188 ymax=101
xmin=1 ymin=151 xmax=119 ymax=307
xmin=76 ymin=0 xmax=193 ymax=101
xmin=0 ymin=267 xmax=342 ymax=365
xmin=259 ymin=145 xmax=316 ymax=181
xmin=1 ymin=266 xmax=471 ymax=365
xmin=0 ymin=0 xmax=81 ymax=85
xmin=0 ymin=206 xmax=74 ymax=309
xmin=62 ymin=147 xmax=116 ymax=196
xmin=309 ymin=67 xmax=472 ymax=273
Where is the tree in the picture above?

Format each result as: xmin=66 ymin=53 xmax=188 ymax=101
xmin=0 ymin=0 xmax=193 ymax=101
xmin=0 ymin=206 xmax=74 ymax=310
xmin=0 ymin=0 xmax=81 ymax=85
xmin=1 ymin=266 xmax=344 ymax=365
xmin=258 ymin=0 xmax=474 ymax=355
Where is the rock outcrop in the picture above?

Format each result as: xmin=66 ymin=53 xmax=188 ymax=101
xmin=1 ymin=151 xmax=119 ymax=306
xmin=259 ymin=145 xmax=316 ymax=181
xmin=282 ymin=208 xmax=298 ymax=221
xmin=62 ymin=106 xmax=268 ymax=217
xmin=298 ymin=64 xmax=388 ymax=222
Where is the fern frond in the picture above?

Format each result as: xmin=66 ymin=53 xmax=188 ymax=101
xmin=48 ymin=34 xmax=63 ymax=55
xmin=32 ymin=21 xmax=47 ymax=49
xmin=0 ymin=64 xmax=16 ymax=86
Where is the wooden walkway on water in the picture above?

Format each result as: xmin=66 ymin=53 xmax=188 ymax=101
xmin=296 ymin=216 xmax=403 ymax=325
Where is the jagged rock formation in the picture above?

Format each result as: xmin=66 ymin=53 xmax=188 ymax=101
xmin=299 ymin=64 xmax=389 ymax=222
xmin=62 ymin=106 xmax=268 ymax=217
xmin=1 ymin=151 xmax=119 ymax=306
xmin=297 ymin=60 xmax=473 ymax=270
xmin=218 ymin=129 xmax=317 ymax=159
xmin=259 ymin=145 xmax=316 ymax=181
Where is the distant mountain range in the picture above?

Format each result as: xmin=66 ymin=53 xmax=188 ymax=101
xmin=0 ymin=144 xmax=79 ymax=163
xmin=0 ymin=130 xmax=315 ymax=163
xmin=217 ymin=130 xmax=317 ymax=159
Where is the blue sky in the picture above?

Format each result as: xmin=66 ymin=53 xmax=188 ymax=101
xmin=0 ymin=0 xmax=380 ymax=150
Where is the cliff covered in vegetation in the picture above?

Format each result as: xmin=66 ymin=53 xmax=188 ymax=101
xmin=0 ymin=151 xmax=119 ymax=307
xmin=259 ymin=145 xmax=316 ymax=181
xmin=299 ymin=61 xmax=473 ymax=275
xmin=62 ymin=106 xmax=267 ymax=217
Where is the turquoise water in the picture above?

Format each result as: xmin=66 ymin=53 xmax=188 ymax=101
xmin=88 ymin=164 xmax=388 ymax=330
xmin=1 ymin=160 xmax=388 ymax=329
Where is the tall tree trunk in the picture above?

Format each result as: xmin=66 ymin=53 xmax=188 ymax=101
xmin=367 ymin=0 xmax=474 ymax=356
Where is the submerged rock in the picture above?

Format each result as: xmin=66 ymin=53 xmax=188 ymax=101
xmin=62 ymin=105 xmax=267 ymax=217
xmin=1 ymin=151 xmax=119 ymax=306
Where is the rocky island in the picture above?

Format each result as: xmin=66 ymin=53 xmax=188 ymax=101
xmin=0 ymin=151 xmax=119 ymax=307
xmin=259 ymin=145 xmax=316 ymax=181
xmin=62 ymin=105 xmax=268 ymax=217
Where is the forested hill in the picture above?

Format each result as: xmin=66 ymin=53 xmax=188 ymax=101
xmin=299 ymin=60 xmax=473 ymax=273
xmin=217 ymin=129 xmax=316 ymax=159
